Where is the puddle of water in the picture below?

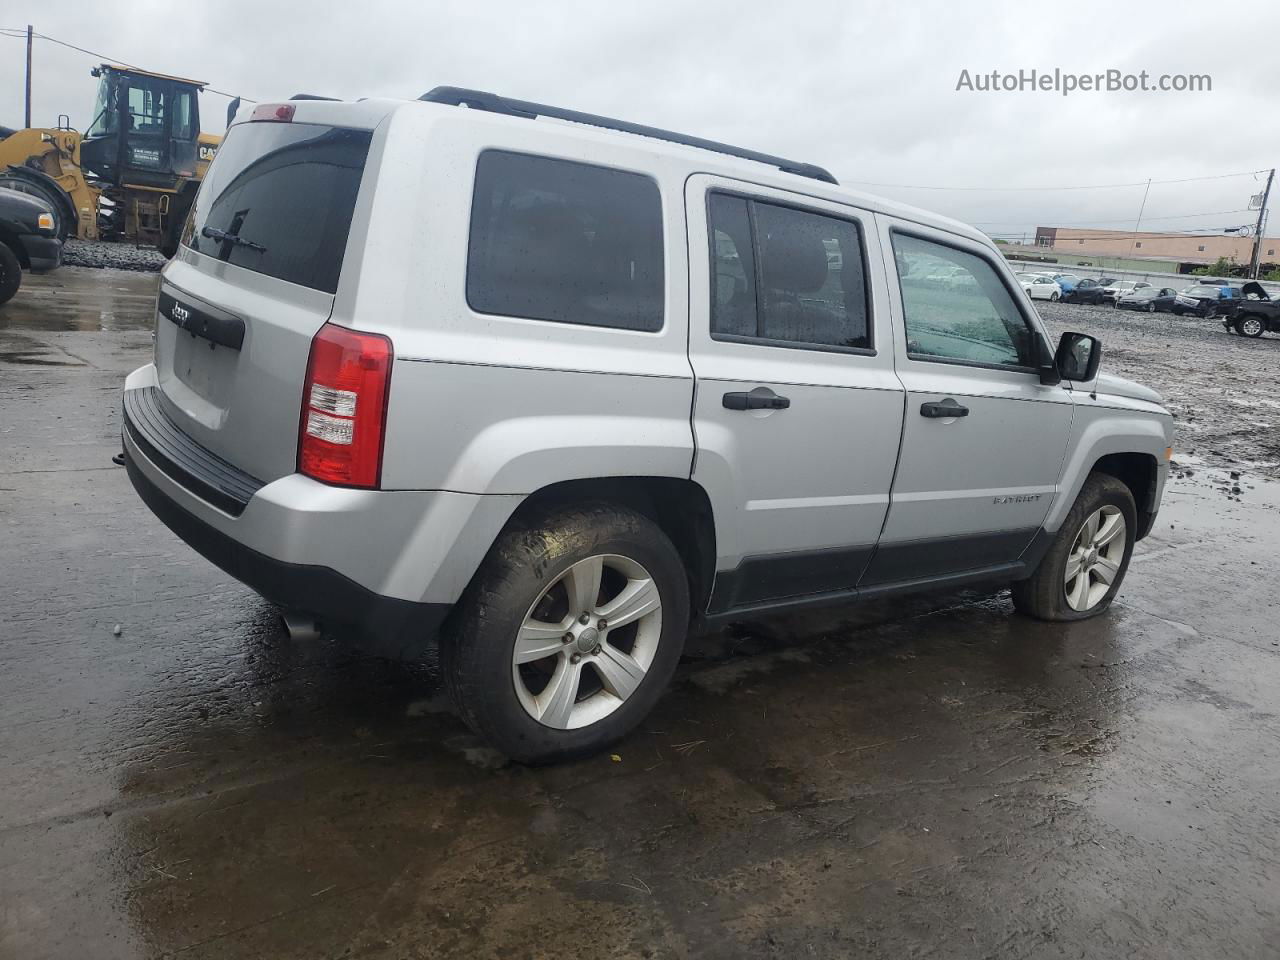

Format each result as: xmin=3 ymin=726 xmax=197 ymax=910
xmin=1 ymin=267 xmax=159 ymax=333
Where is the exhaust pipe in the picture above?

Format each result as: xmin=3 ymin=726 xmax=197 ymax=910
xmin=280 ymin=611 xmax=321 ymax=642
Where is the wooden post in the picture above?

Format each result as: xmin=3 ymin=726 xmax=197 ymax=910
xmin=1249 ymin=169 xmax=1274 ymax=279
xmin=24 ymin=25 xmax=33 ymax=128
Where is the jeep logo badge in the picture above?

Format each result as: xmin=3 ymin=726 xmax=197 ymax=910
xmin=172 ymin=304 xmax=189 ymax=323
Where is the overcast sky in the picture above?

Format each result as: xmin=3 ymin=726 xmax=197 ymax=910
xmin=4 ymin=0 xmax=1277 ymax=240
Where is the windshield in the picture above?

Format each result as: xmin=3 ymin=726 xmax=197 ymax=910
xmin=1185 ymin=286 xmax=1218 ymax=297
xmin=183 ymin=122 xmax=372 ymax=293
xmin=85 ymin=74 xmax=117 ymax=137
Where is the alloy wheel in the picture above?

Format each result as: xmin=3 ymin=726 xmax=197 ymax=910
xmin=1241 ymin=317 xmax=1264 ymax=337
xmin=1064 ymin=505 xmax=1127 ymax=612
xmin=512 ymin=554 xmax=663 ymax=729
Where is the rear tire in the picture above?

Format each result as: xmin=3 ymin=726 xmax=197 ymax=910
xmin=0 ymin=242 xmax=21 ymax=306
xmin=1050 ymin=291 xmax=1060 ymax=302
xmin=440 ymin=502 xmax=690 ymax=764
xmin=1012 ymin=473 xmax=1136 ymax=622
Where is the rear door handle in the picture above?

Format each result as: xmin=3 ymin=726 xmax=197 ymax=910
xmin=920 ymin=398 xmax=969 ymax=419
xmin=723 ymin=391 xmax=791 ymax=411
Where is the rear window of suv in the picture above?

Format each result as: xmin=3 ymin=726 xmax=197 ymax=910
xmin=466 ymin=150 xmax=664 ymax=332
xmin=182 ymin=122 xmax=372 ymax=294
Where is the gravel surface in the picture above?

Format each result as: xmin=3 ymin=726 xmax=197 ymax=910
xmin=62 ymin=239 xmax=167 ymax=272
xmin=1038 ymin=299 xmax=1280 ymax=478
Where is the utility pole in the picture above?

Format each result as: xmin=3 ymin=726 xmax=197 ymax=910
xmin=24 ymin=25 xmax=33 ymax=128
xmin=1249 ymin=168 xmax=1275 ymax=279
xmin=1127 ymin=178 xmax=1152 ymax=267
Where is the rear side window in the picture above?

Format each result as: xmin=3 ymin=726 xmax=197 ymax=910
xmin=467 ymin=151 xmax=664 ymax=332
xmin=183 ymin=123 xmax=372 ymax=294
xmin=708 ymin=192 xmax=871 ymax=352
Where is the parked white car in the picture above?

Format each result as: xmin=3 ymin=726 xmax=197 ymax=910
xmin=1017 ymin=273 xmax=1062 ymax=301
xmin=1102 ymin=280 xmax=1151 ymax=302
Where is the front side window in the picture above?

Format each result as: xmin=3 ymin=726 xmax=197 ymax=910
xmin=708 ymin=193 xmax=871 ymax=351
xmin=892 ymin=233 xmax=1039 ymax=369
xmin=171 ymin=90 xmax=194 ymax=141
xmin=467 ymin=151 xmax=664 ymax=332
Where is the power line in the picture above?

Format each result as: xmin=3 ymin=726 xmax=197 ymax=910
xmin=13 ymin=28 xmax=255 ymax=102
xmin=844 ymin=170 xmax=1269 ymax=192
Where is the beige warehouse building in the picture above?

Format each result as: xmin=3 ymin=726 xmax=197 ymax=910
xmin=1031 ymin=227 xmax=1278 ymax=267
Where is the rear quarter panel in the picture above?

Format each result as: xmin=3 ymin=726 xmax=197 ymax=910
xmin=351 ymin=106 xmax=696 ymax=494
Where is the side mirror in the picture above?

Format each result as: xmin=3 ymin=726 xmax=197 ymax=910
xmin=226 ymin=96 xmax=242 ymax=128
xmin=1055 ymin=331 xmax=1102 ymax=382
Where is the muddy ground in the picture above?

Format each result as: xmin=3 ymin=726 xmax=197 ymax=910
xmin=1038 ymin=298 xmax=1280 ymax=478
xmin=1 ymin=269 xmax=1278 ymax=959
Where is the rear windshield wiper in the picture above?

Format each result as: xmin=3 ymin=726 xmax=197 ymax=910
xmin=201 ymin=226 xmax=267 ymax=253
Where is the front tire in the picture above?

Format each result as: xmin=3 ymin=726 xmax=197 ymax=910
xmin=0 ymin=242 xmax=21 ymax=306
xmin=441 ymin=502 xmax=690 ymax=764
xmin=1239 ymin=315 xmax=1265 ymax=338
xmin=1050 ymin=291 xmax=1060 ymax=302
xmin=1012 ymin=473 xmax=1136 ymax=621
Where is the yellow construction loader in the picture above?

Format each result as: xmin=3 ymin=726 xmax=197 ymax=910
xmin=0 ymin=63 xmax=225 ymax=256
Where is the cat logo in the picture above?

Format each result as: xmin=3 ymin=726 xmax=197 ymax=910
xmin=198 ymin=145 xmax=218 ymax=163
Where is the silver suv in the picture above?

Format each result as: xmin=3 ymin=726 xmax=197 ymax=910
xmin=123 ymin=88 xmax=1173 ymax=762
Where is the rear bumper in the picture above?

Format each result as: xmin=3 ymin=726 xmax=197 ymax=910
xmin=121 ymin=366 xmax=523 ymax=657
xmin=125 ymin=445 xmax=451 ymax=657
xmin=19 ymin=234 xmax=62 ymax=272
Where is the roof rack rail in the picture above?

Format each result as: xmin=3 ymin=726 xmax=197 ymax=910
xmin=418 ymin=86 xmax=838 ymax=185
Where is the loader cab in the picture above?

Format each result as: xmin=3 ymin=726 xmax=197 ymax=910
xmin=80 ymin=65 xmax=204 ymax=188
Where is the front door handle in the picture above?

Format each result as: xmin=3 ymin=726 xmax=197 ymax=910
xmin=920 ymin=398 xmax=969 ymax=419
xmin=723 ymin=391 xmax=791 ymax=411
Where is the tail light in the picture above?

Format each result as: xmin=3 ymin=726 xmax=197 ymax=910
xmin=298 ymin=323 xmax=393 ymax=488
